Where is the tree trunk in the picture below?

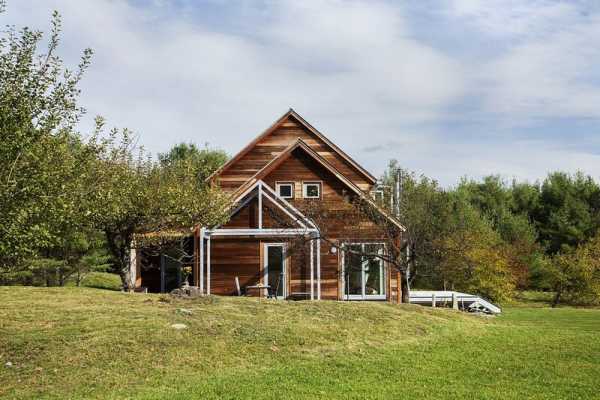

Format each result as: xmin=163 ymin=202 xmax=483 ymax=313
xmin=105 ymin=230 xmax=133 ymax=291
xmin=552 ymin=290 xmax=561 ymax=308
xmin=401 ymin=270 xmax=410 ymax=303
xmin=58 ymin=266 xmax=66 ymax=287
xmin=121 ymin=264 xmax=132 ymax=292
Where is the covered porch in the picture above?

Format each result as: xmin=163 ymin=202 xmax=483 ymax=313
xmin=194 ymin=180 xmax=324 ymax=300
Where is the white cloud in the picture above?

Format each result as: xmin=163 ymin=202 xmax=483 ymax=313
xmin=482 ymin=24 xmax=600 ymax=118
xmin=448 ymin=0 xmax=581 ymax=39
xmin=3 ymin=0 xmax=600 ymax=185
xmin=3 ymin=0 xmax=464 ymax=150
xmin=447 ymin=0 xmax=600 ymax=119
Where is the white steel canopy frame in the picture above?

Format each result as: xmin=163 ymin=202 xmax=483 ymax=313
xmin=199 ymin=180 xmax=321 ymax=300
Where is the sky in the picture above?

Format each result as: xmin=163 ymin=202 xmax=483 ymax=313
xmin=3 ymin=0 xmax=600 ymax=186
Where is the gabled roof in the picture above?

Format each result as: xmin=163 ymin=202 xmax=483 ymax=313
xmin=207 ymin=108 xmax=377 ymax=185
xmin=229 ymin=138 xmax=406 ymax=231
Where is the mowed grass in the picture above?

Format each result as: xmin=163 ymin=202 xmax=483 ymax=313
xmin=65 ymin=272 xmax=122 ymax=291
xmin=0 ymin=288 xmax=599 ymax=399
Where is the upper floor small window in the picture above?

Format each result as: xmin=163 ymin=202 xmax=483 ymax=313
xmin=276 ymin=182 xmax=294 ymax=199
xmin=303 ymin=182 xmax=321 ymax=199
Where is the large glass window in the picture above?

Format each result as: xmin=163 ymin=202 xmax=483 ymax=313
xmin=343 ymin=243 xmax=385 ymax=300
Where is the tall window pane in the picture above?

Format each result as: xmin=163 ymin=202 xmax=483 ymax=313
xmin=345 ymin=244 xmax=362 ymax=296
xmin=364 ymin=244 xmax=384 ymax=296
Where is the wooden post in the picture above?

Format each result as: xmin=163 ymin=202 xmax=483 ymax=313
xmin=452 ymin=292 xmax=458 ymax=310
xmin=432 ymin=293 xmax=436 ymax=308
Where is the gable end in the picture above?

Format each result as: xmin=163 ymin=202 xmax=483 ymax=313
xmin=209 ymin=109 xmax=377 ymax=192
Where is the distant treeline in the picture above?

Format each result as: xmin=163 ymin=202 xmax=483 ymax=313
xmin=381 ymin=161 xmax=600 ymax=305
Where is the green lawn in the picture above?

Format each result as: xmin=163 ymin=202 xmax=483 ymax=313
xmin=65 ymin=272 xmax=122 ymax=291
xmin=1 ymin=288 xmax=598 ymax=399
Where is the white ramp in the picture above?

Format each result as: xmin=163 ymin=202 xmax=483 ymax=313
xmin=409 ymin=290 xmax=502 ymax=314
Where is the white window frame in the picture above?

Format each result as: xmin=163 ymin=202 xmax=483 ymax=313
xmin=302 ymin=181 xmax=322 ymax=199
xmin=341 ymin=243 xmax=386 ymax=300
xmin=275 ymin=182 xmax=294 ymax=199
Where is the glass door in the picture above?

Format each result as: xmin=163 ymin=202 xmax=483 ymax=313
xmin=343 ymin=243 xmax=385 ymax=300
xmin=345 ymin=244 xmax=363 ymax=297
xmin=264 ymin=244 xmax=286 ymax=298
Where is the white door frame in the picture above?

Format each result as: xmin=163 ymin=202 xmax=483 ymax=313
xmin=263 ymin=243 xmax=287 ymax=299
xmin=341 ymin=243 xmax=386 ymax=300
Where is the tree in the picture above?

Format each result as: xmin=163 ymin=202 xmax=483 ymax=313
xmin=16 ymin=231 xmax=110 ymax=287
xmin=547 ymin=233 xmax=600 ymax=307
xmin=436 ymin=194 xmax=516 ymax=302
xmin=377 ymin=164 xmax=517 ymax=301
xmin=510 ymin=180 xmax=541 ymax=218
xmin=0 ymin=5 xmax=93 ymax=273
xmin=86 ymin=126 xmax=230 ymax=290
xmin=69 ymin=235 xmax=112 ymax=287
xmin=379 ymin=162 xmax=452 ymax=291
xmin=536 ymin=172 xmax=600 ymax=254
xmin=457 ymin=175 xmax=512 ymax=225
xmin=458 ymin=176 xmax=541 ymax=289
xmin=158 ymin=142 xmax=228 ymax=181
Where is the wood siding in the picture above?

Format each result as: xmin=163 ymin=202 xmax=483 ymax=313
xmin=221 ymin=197 xmax=300 ymax=230
xmin=208 ymin=238 xmax=261 ymax=296
xmin=216 ymin=116 xmax=373 ymax=193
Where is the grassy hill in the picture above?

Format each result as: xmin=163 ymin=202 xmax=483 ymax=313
xmin=1 ymin=287 xmax=599 ymax=399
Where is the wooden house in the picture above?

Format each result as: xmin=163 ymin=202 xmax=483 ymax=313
xmin=132 ymin=109 xmax=405 ymax=301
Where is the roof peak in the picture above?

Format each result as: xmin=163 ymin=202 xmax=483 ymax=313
xmin=207 ymin=109 xmax=377 ymax=184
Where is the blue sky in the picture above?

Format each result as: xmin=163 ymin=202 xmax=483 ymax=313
xmin=4 ymin=0 xmax=600 ymax=186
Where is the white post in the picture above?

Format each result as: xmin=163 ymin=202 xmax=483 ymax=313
xmin=207 ymin=235 xmax=211 ymax=295
xmin=452 ymin=292 xmax=458 ymax=310
xmin=309 ymin=238 xmax=314 ymax=300
xmin=258 ymin=183 xmax=263 ymax=229
xmin=129 ymin=247 xmax=137 ymax=289
xmin=316 ymin=238 xmax=321 ymax=300
xmin=432 ymin=293 xmax=436 ymax=308
xmin=235 ymin=276 xmax=241 ymax=296
xmin=199 ymin=228 xmax=205 ymax=294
